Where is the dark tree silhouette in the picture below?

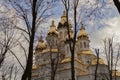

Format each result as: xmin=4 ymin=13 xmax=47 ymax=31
xmin=61 ymin=0 xmax=79 ymax=80
xmin=113 ymin=0 xmax=120 ymax=14
xmin=6 ymin=0 xmax=55 ymax=80
xmin=94 ymin=49 xmax=99 ymax=80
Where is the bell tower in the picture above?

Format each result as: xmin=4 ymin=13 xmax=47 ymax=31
xmin=77 ymin=23 xmax=90 ymax=51
xmin=57 ymin=11 xmax=68 ymax=41
xmin=46 ymin=19 xmax=58 ymax=48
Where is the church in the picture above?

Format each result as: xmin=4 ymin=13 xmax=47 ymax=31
xmin=32 ymin=11 xmax=120 ymax=80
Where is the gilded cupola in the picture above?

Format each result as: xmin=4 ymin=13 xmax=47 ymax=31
xmin=48 ymin=19 xmax=58 ymax=36
xmin=36 ymin=36 xmax=46 ymax=51
xmin=58 ymin=11 xmax=67 ymax=29
xmin=77 ymin=23 xmax=89 ymax=40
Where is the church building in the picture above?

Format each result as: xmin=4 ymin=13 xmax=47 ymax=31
xmin=32 ymin=11 xmax=120 ymax=80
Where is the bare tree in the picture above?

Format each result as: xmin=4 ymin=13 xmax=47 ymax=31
xmin=0 ymin=17 xmax=26 ymax=70
xmin=0 ymin=18 xmax=18 ymax=67
xmin=48 ymin=38 xmax=60 ymax=80
xmin=1 ymin=63 xmax=20 ymax=80
xmin=113 ymin=44 xmax=120 ymax=80
xmin=61 ymin=0 xmax=79 ymax=80
xmin=94 ymin=49 xmax=100 ymax=80
xmin=6 ymin=0 xmax=56 ymax=79
xmin=104 ymin=38 xmax=113 ymax=80
xmin=103 ymin=37 xmax=120 ymax=80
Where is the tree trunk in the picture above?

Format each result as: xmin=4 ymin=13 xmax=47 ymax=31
xmin=71 ymin=49 xmax=75 ymax=80
xmin=94 ymin=49 xmax=99 ymax=80
xmin=21 ymin=0 xmax=37 ymax=80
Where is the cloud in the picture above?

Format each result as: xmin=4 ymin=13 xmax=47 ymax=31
xmin=90 ymin=16 xmax=120 ymax=48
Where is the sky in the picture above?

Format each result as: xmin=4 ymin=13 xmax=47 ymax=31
xmin=41 ymin=0 xmax=120 ymax=49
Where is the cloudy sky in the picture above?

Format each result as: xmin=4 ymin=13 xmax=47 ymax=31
xmin=41 ymin=0 xmax=120 ymax=49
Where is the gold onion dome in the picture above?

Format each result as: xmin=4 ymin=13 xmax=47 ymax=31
xmin=48 ymin=20 xmax=59 ymax=36
xmin=36 ymin=36 xmax=46 ymax=51
xmin=77 ymin=23 xmax=89 ymax=39
xmin=59 ymin=10 xmax=67 ymax=25
xmin=91 ymin=58 xmax=105 ymax=65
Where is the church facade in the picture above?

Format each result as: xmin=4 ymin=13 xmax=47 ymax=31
xmin=32 ymin=11 xmax=120 ymax=80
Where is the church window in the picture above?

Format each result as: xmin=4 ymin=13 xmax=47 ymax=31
xmin=84 ymin=42 xmax=86 ymax=48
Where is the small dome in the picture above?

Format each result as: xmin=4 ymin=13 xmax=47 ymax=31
xmin=77 ymin=23 xmax=89 ymax=39
xmin=36 ymin=36 xmax=46 ymax=51
xmin=48 ymin=20 xmax=59 ymax=36
xmin=91 ymin=58 xmax=105 ymax=65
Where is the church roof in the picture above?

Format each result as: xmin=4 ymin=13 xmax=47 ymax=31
xmin=77 ymin=23 xmax=89 ymax=39
xmin=48 ymin=20 xmax=59 ymax=36
xmin=57 ymin=11 xmax=72 ymax=29
xmin=36 ymin=36 xmax=46 ymax=51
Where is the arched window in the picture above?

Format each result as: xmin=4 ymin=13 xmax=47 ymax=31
xmin=84 ymin=42 xmax=86 ymax=48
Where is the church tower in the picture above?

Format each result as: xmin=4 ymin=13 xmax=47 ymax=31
xmin=57 ymin=11 xmax=68 ymax=41
xmin=77 ymin=23 xmax=90 ymax=51
xmin=32 ymin=10 xmax=114 ymax=80
xmin=46 ymin=19 xmax=58 ymax=48
xmin=76 ymin=23 xmax=94 ymax=65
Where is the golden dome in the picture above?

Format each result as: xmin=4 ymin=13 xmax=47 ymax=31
xmin=91 ymin=58 xmax=105 ymax=65
xmin=36 ymin=36 xmax=46 ymax=50
xmin=48 ymin=20 xmax=59 ymax=36
xmin=77 ymin=23 xmax=89 ymax=39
